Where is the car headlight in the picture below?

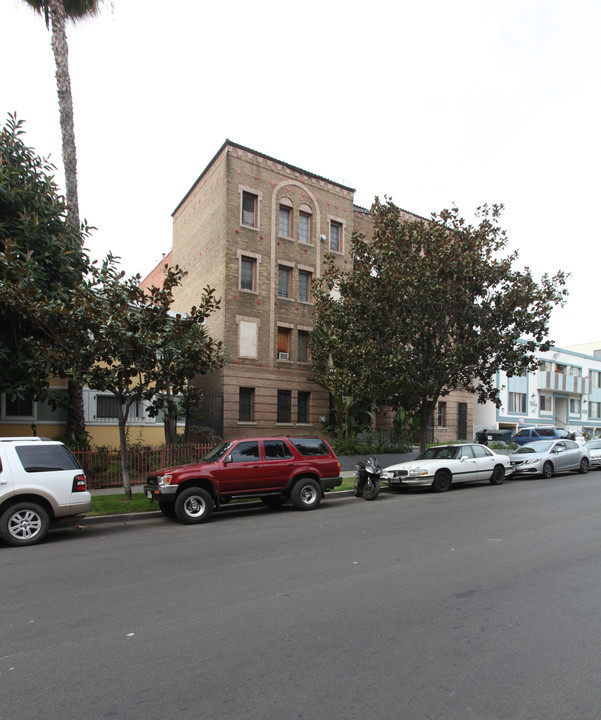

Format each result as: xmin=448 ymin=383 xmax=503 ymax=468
xmin=408 ymin=467 xmax=429 ymax=476
xmin=157 ymin=474 xmax=173 ymax=486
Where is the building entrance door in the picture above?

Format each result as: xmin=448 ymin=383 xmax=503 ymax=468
xmin=555 ymin=396 xmax=568 ymax=426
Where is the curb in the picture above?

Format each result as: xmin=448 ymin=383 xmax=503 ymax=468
xmin=76 ymin=489 xmax=358 ymax=527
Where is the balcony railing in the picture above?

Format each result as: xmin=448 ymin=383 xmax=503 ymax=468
xmin=537 ymin=372 xmax=590 ymax=395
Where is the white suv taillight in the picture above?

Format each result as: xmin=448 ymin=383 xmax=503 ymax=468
xmin=72 ymin=474 xmax=87 ymax=492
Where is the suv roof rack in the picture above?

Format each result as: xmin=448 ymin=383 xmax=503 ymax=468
xmin=0 ymin=437 xmax=51 ymax=442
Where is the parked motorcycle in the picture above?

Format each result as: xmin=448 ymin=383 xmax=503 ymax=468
xmin=353 ymin=457 xmax=382 ymax=500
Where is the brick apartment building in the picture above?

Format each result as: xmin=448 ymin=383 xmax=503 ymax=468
xmin=144 ymin=140 xmax=473 ymax=441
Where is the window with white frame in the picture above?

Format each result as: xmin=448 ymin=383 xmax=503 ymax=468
xmin=508 ymin=392 xmax=527 ymax=413
xmin=437 ymin=402 xmax=447 ymax=427
xmin=590 ymin=401 xmax=600 ymax=419
xmin=539 ymin=394 xmax=552 ymax=412
xmin=95 ymin=395 xmax=146 ymax=421
xmin=592 ymin=370 xmax=601 ymax=389
xmin=1 ymin=394 xmax=35 ymax=420
xmin=569 ymin=398 xmax=581 ymax=414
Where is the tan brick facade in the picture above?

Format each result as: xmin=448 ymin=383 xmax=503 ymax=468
xmin=157 ymin=141 xmax=474 ymax=441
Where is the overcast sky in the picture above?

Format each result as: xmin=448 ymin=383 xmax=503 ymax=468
xmin=2 ymin=0 xmax=600 ymax=348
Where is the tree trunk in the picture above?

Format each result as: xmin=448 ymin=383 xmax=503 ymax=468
xmin=65 ymin=378 xmax=86 ymax=441
xmin=163 ymin=387 xmax=177 ymax=445
xmin=48 ymin=0 xmax=79 ymax=225
xmin=117 ymin=411 xmax=132 ymax=501
xmin=418 ymin=405 xmax=432 ymax=454
xmin=48 ymin=0 xmax=86 ymax=437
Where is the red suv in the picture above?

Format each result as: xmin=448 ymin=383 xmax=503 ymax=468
xmin=144 ymin=436 xmax=342 ymax=524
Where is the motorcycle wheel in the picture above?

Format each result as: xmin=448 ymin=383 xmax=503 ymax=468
xmin=353 ymin=479 xmax=363 ymax=497
xmin=362 ymin=479 xmax=380 ymax=501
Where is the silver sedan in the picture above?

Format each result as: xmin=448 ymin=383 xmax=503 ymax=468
xmin=510 ymin=439 xmax=590 ymax=478
xmin=584 ymin=439 xmax=601 ymax=469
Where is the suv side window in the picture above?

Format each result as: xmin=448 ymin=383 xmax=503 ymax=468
xmin=263 ymin=441 xmax=293 ymax=459
xmin=15 ymin=445 xmax=80 ymax=473
xmin=229 ymin=441 xmax=260 ymax=463
xmin=516 ymin=430 xmax=529 ymax=438
xmin=290 ymin=438 xmax=329 ymax=456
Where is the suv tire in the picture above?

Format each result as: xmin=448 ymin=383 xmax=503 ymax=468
xmin=1 ymin=502 xmax=50 ymax=547
xmin=174 ymin=487 xmax=213 ymax=524
xmin=290 ymin=478 xmax=322 ymax=510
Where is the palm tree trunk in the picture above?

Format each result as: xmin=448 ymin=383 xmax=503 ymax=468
xmin=48 ymin=0 xmax=86 ymax=437
xmin=48 ymin=0 xmax=79 ymax=225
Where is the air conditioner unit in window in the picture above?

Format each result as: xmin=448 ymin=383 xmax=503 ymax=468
xmin=278 ymin=352 xmax=289 ymax=361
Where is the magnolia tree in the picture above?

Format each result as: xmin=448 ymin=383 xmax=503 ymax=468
xmin=311 ymin=199 xmax=569 ymax=451
xmin=0 ymin=114 xmax=89 ymax=410
xmin=1 ymin=115 xmax=224 ymax=498
xmin=80 ymin=260 xmax=224 ymax=499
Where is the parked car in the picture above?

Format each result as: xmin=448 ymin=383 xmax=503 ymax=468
xmin=584 ymin=439 xmax=601 ymax=469
xmin=380 ymin=443 xmax=512 ymax=493
xmin=0 ymin=437 xmax=92 ymax=547
xmin=571 ymin=431 xmax=587 ymax=446
xmin=511 ymin=427 xmax=569 ymax=445
xmin=144 ymin=436 xmax=342 ymax=524
xmin=509 ymin=439 xmax=590 ymax=478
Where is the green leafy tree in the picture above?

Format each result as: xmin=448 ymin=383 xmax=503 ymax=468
xmin=23 ymin=0 xmax=105 ymax=436
xmin=312 ymin=199 xmax=569 ymax=451
xmin=79 ymin=259 xmax=224 ymax=499
xmin=0 ymin=113 xmax=89 ymax=412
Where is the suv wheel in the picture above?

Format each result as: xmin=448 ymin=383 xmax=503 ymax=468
xmin=0 ymin=502 xmax=50 ymax=547
xmin=174 ymin=487 xmax=213 ymax=524
xmin=290 ymin=478 xmax=322 ymax=511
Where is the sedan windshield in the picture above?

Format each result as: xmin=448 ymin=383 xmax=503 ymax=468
xmin=516 ymin=441 xmax=555 ymax=454
xmin=417 ymin=446 xmax=461 ymax=460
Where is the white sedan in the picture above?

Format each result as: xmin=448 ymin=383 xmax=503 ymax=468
xmin=380 ymin=443 xmax=513 ymax=493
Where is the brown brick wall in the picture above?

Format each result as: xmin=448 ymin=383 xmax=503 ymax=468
xmin=169 ymin=141 xmax=474 ymax=442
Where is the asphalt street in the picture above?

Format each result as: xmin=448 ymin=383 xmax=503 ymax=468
xmin=1 ymin=472 xmax=600 ymax=720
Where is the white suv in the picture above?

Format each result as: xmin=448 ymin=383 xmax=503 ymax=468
xmin=0 ymin=437 xmax=92 ymax=547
